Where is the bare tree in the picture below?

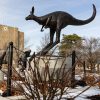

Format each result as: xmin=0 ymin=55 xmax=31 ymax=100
xmin=37 ymin=33 xmax=50 ymax=52
xmin=82 ymin=38 xmax=100 ymax=72
xmin=37 ymin=33 xmax=58 ymax=55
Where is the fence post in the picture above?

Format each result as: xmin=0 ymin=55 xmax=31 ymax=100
xmin=71 ymin=50 xmax=76 ymax=88
xmin=83 ymin=61 xmax=86 ymax=79
xmin=7 ymin=42 xmax=13 ymax=96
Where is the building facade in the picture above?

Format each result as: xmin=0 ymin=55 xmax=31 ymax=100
xmin=0 ymin=24 xmax=24 ymax=51
xmin=0 ymin=24 xmax=24 ymax=67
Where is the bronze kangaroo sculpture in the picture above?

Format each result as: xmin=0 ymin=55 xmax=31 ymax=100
xmin=25 ymin=4 xmax=96 ymax=61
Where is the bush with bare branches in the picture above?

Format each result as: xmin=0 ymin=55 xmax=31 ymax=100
xmin=11 ymin=52 xmax=76 ymax=100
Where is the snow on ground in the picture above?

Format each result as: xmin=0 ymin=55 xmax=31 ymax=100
xmin=62 ymin=86 xmax=100 ymax=100
xmin=0 ymin=90 xmax=3 ymax=96
xmin=0 ymin=86 xmax=100 ymax=99
xmin=1 ymin=74 xmax=100 ymax=99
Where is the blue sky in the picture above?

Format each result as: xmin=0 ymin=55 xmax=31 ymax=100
xmin=0 ymin=0 xmax=100 ymax=51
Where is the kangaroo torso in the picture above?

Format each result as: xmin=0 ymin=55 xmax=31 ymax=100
xmin=39 ymin=11 xmax=75 ymax=29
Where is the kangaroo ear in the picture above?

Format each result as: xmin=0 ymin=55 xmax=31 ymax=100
xmin=31 ymin=6 xmax=34 ymax=15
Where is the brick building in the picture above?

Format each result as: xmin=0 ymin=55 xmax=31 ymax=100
xmin=0 ymin=24 xmax=24 ymax=67
xmin=0 ymin=24 xmax=24 ymax=51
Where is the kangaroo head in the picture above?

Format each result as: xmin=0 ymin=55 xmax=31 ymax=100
xmin=25 ymin=6 xmax=35 ymax=20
